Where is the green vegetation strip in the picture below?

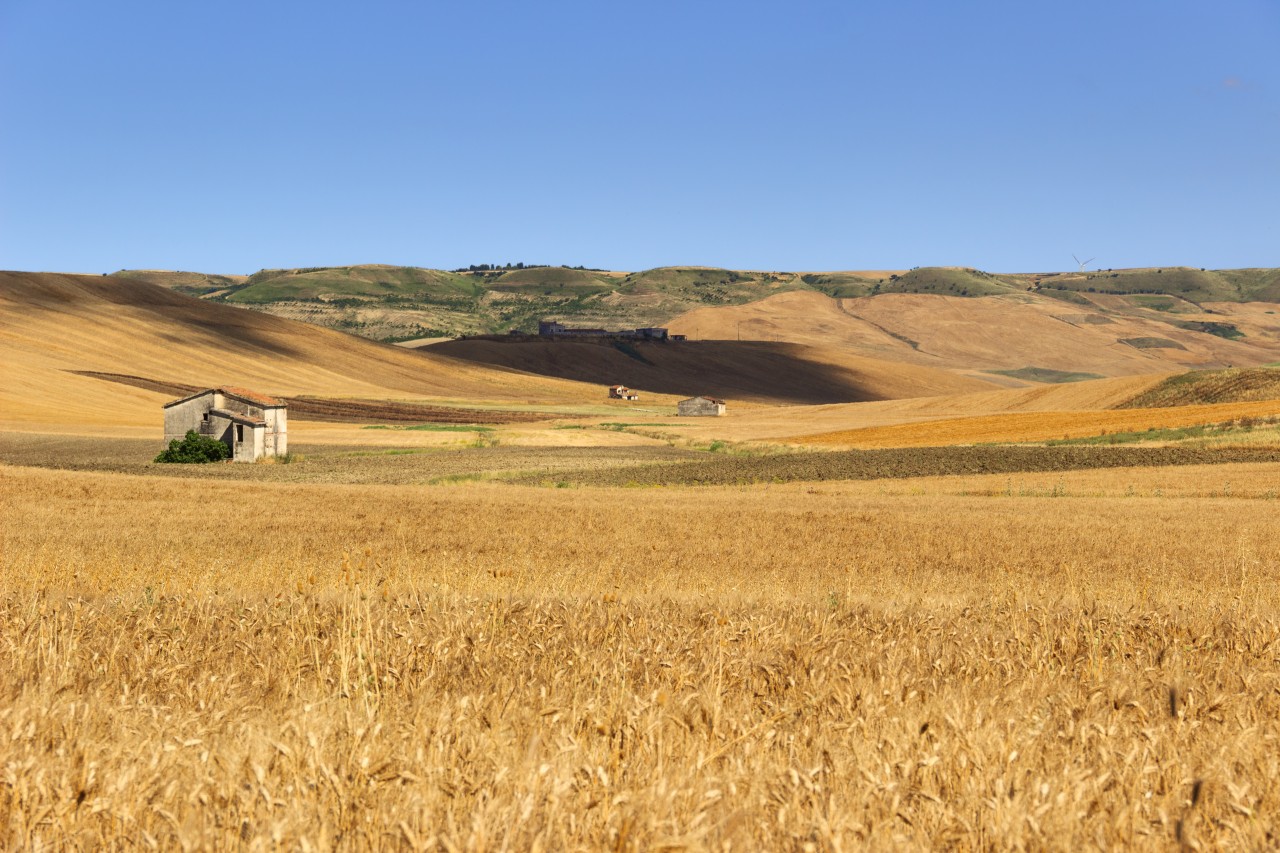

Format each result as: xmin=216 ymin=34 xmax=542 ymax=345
xmin=1176 ymin=321 xmax=1244 ymax=340
xmin=1046 ymin=420 xmax=1276 ymax=446
xmin=510 ymin=445 xmax=1280 ymax=488
xmin=1121 ymin=337 xmax=1186 ymax=350
xmin=989 ymin=367 xmax=1104 ymax=384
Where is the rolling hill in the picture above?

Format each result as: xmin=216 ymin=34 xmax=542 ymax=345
xmin=426 ymin=337 xmax=992 ymax=405
xmin=667 ymin=289 xmax=1280 ymax=380
xmin=114 ymin=265 xmax=1280 ymax=359
xmin=0 ymin=272 xmax=607 ymax=431
xmin=6 ymin=270 xmax=1278 ymax=455
xmin=1015 ymin=266 xmax=1280 ymax=303
xmin=88 ymin=263 xmax=1280 ymax=412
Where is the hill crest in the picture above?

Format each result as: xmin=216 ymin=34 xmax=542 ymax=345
xmin=111 ymin=263 xmax=1280 ymax=343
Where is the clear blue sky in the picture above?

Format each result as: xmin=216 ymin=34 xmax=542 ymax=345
xmin=2 ymin=0 xmax=1276 ymax=274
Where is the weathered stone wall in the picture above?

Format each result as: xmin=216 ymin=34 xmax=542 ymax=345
xmin=164 ymin=393 xmax=215 ymax=443
xmin=677 ymin=397 xmax=726 ymax=417
xmin=264 ymin=408 xmax=287 ymax=456
xmin=229 ymin=422 xmax=264 ymax=462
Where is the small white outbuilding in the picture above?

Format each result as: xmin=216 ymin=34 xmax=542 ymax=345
xmin=163 ymin=387 xmax=287 ymax=462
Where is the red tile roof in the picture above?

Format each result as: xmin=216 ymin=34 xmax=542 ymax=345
xmin=164 ymin=386 xmax=284 ymax=409
xmin=219 ymin=386 xmax=284 ymax=407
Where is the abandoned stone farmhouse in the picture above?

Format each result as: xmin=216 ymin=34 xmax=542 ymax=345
xmin=163 ymin=387 xmax=287 ymax=462
xmin=677 ymin=396 xmax=726 ymax=416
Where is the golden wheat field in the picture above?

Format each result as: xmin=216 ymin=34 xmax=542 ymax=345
xmin=4 ymin=460 xmax=1280 ymax=850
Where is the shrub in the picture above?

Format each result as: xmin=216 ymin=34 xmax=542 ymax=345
xmin=155 ymin=431 xmax=230 ymax=463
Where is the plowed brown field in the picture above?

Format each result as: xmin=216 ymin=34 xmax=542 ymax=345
xmin=516 ymin=444 xmax=1280 ymax=487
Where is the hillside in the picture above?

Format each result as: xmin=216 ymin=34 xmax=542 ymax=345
xmin=0 ymin=272 xmax=605 ymax=430
xmin=229 ymin=265 xmax=482 ymax=304
xmin=426 ymin=338 xmax=992 ymax=405
xmin=1117 ymin=367 xmax=1280 ymax=408
xmin=1015 ymin=267 xmax=1280 ymax=304
xmin=114 ymin=264 xmax=1280 ymax=351
xmin=109 ymin=269 xmax=248 ymax=297
xmin=666 ymin=289 xmax=1280 ymax=380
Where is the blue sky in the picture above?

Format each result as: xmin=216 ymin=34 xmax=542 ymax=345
xmin=1 ymin=0 xmax=1276 ymax=274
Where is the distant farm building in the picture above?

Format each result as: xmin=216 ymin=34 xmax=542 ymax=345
xmin=539 ymin=320 xmax=669 ymax=341
xmin=163 ymin=387 xmax=287 ymax=462
xmin=609 ymin=385 xmax=639 ymax=400
xmin=677 ymin=396 xmax=726 ymax=417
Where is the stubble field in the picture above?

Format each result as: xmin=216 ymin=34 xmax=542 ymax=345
xmin=3 ymin=459 xmax=1280 ymax=850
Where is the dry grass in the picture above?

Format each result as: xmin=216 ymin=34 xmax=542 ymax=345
xmin=6 ymin=595 xmax=1278 ymax=850
xmin=1119 ymin=367 xmax=1280 ymax=408
xmin=791 ymin=400 xmax=1280 ymax=448
xmin=3 ymin=462 xmax=1280 ymax=849
xmin=644 ymin=375 xmax=1168 ymax=446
